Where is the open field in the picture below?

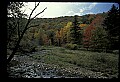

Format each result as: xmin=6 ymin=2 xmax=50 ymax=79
xmin=31 ymin=46 xmax=119 ymax=78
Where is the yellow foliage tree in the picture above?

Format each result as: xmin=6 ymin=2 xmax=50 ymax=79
xmin=60 ymin=22 xmax=72 ymax=44
xmin=55 ymin=22 xmax=73 ymax=46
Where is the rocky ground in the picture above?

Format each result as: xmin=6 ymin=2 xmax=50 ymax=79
xmin=7 ymin=50 xmax=109 ymax=78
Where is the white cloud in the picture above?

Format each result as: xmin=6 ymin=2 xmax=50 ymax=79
xmin=77 ymin=2 xmax=97 ymax=14
xmin=86 ymin=12 xmax=94 ymax=14
xmin=21 ymin=2 xmax=99 ymax=18
xmin=22 ymin=2 xmax=68 ymax=18
xmin=74 ymin=13 xmax=80 ymax=15
xmin=79 ymin=9 xmax=84 ymax=13
xmin=66 ymin=11 xmax=75 ymax=15
xmin=88 ymin=2 xmax=97 ymax=10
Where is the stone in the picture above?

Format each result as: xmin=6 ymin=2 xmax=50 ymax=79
xmin=34 ymin=76 xmax=41 ymax=78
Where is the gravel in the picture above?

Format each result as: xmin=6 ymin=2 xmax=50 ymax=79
xmin=7 ymin=50 xmax=108 ymax=78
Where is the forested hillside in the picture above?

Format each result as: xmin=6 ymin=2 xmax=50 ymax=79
xmin=18 ymin=12 xmax=110 ymax=51
xmin=30 ymin=13 xmax=107 ymax=29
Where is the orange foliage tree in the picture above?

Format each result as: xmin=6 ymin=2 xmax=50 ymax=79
xmin=83 ymin=15 xmax=104 ymax=50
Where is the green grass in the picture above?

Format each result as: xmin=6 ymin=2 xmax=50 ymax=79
xmin=32 ymin=46 xmax=119 ymax=78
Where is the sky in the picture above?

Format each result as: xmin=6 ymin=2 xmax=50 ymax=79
xmin=21 ymin=2 xmax=119 ymax=18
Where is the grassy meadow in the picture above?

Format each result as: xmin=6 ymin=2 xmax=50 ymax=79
xmin=31 ymin=46 xmax=119 ymax=78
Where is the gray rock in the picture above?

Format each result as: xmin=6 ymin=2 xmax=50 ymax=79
xmin=34 ymin=76 xmax=41 ymax=78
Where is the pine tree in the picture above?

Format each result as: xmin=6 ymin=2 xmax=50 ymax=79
xmin=103 ymin=4 xmax=119 ymax=50
xmin=70 ymin=15 xmax=82 ymax=45
xmin=46 ymin=29 xmax=55 ymax=45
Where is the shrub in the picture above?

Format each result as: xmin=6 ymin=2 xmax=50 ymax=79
xmin=73 ymin=61 xmax=77 ymax=65
xmin=65 ymin=43 xmax=78 ymax=50
xmin=77 ymin=64 xmax=81 ymax=66
xmin=9 ymin=60 xmax=20 ymax=67
xmin=113 ymin=50 xmax=119 ymax=54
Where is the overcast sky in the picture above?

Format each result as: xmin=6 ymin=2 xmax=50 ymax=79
xmin=21 ymin=2 xmax=119 ymax=18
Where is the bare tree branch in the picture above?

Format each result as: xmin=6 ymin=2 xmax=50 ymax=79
xmin=30 ymin=7 xmax=47 ymax=20
xmin=22 ymin=8 xmax=27 ymax=14
xmin=28 ymin=2 xmax=40 ymax=20
xmin=35 ymin=2 xmax=36 ymax=7
xmin=27 ymin=24 xmax=40 ymax=30
xmin=7 ymin=2 xmax=46 ymax=64
xmin=17 ymin=19 xmax=20 ymax=39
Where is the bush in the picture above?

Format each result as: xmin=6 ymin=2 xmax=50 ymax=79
xmin=113 ymin=50 xmax=119 ymax=54
xmin=65 ymin=43 xmax=78 ymax=50
xmin=9 ymin=60 xmax=20 ymax=67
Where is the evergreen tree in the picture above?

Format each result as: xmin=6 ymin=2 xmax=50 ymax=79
xmin=103 ymin=4 xmax=119 ymax=50
xmin=70 ymin=15 xmax=82 ymax=45
xmin=46 ymin=29 xmax=55 ymax=45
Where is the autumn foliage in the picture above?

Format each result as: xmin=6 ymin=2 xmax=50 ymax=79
xmin=83 ymin=15 xmax=104 ymax=49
